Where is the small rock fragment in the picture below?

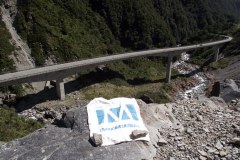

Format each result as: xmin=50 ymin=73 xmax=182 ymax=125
xmin=197 ymin=115 xmax=203 ymax=121
xmin=169 ymin=132 xmax=176 ymax=137
xmin=0 ymin=141 xmax=6 ymax=147
xmin=92 ymin=133 xmax=102 ymax=146
xmin=199 ymin=155 xmax=207 ymax=160
xmin=219 ymin=150 xmax=228 ymax=157
xmin=232 ymin=123 xmax=239 ymax=129
xmin=215 ymin=140 xmax=223 ymax=150
xmin=186 ymin=128 xmax=193 ymax=134
xmin=203 ymin=128 xmax=210 ymax=133
xmin=174 ymin=137 xmax=183 ymax=141
xmin=130 ymin=130 xmax=148 ymax=139
xmin=157 ymin=138 xmax=168 ymax=146
xmin=231 ymin=137 xmax=240 ymax=146
xmin=198 ymin=150 xmax=208 ymax=157
xmin=231 ymin=100 xmax=237 ymax=104
xmin=208 ymin=148 xmax=217 ymax=153
xmin=139 ymin=94 xmax=154 ymax=104
xmin=234 ymin=128 xmax=240 ymax=136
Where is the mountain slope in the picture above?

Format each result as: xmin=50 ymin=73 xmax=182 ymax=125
xmin=208 ymin=0 xmax=240 ymax=21
xmin=14 ymin=0 xmax=238 ymax=66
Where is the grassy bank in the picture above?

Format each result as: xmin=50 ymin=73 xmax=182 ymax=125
xmin=0 ymin=105 xmax=44 ymax=142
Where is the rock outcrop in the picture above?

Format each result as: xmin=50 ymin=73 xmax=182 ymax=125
xmin=0 ymin=100 xmax=181 ymax=160
xmin=219 ymin=79 xmax=240 ymax=103
xmin=1 ymin=97 xmax=240 ymax=160
xmin=209 ymin=79 xmax=240 ymax=103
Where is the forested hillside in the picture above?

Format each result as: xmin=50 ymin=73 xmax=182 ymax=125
xmin=14 ymin=0 xmax=239 ymax=66
xmin=209 ymin=0 xmax=240 ymax=21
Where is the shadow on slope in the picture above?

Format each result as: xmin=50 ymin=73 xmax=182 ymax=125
xmin=12 ymin=66 xmax=203 ymax=112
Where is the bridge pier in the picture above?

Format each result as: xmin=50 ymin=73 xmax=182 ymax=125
xmin=165 ymin=55 xmax=173 ymax=83
xmin=56 ymin=79 xmax=65 ymax=100
xmin=214 ymin=47 xmax=220 ymax=62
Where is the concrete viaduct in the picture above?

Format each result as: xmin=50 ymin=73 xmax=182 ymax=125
xmin=0 ymin=36 xmax=232 ymax=100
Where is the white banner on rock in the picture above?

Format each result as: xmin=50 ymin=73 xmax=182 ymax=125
xmin=87 ymin=97 xmax=150 ymax=146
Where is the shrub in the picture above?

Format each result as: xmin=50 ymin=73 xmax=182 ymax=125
xmin=0 ymin=105 xmax=44 ymax=142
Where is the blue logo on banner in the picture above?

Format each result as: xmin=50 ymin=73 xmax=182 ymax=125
xmin=96 ymin=104 xmax=139 ymax=125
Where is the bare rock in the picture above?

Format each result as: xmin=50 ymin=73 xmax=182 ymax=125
xmin=130 ymin=130 xmax=148 ymax=140
xmin=215 ymin=140 xmax=223 ymax=150
xmin=231 ymin=137 xmax=240 ymax=146
xmin=1 ymin=100 xmax=185 ymax=159
xmin=199 ymin=155 xmax=207 ymax=160
xmin=207 ymin=148 xmax=217 ymax=153
xmin=219 ymin=150 xmax=228 ymax=157
xmin=157 ymin=137 xmax=167 ymax=146
xmin=139 ymin=94 xmax=154 ymax=104
xmin=174 ymin=137 xmax=183 ymax=141
xmin=219 ymin=79 xmax=240 ymax=103
xmin=92 ymin=133 xmax=102 ymax=146
xmin=198 ymin=150 xmax=208 ymax=157
xmin=44 ymin=110 xmax=57 ymax=119
xmin=186 ymin=128 xmax=193 ymax=134
xmin=0 ymin=142 xmax=5 ymax=147
xmin=196 ymin=115 xmax=203 ymax=121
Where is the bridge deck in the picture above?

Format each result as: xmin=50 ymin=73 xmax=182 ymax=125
xmin=0 ymin=36 xmax=232 ymax=86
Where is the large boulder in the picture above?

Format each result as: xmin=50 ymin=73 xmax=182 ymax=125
xmin=0 ymin=100 xmax=182 ymax=160
xmin=209 ymin=79 xmax=240 ymax=102
xmin=219 ymin=79 xmax=240 ymax=102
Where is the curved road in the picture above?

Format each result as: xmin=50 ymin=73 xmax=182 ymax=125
xmin=0 ymin=36 xmax=233 ymax=99
xmin=0 ymin=36 xmax=232 ymax=86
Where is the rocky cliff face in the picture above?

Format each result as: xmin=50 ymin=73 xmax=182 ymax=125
xmin=1 ymin=97 xmax=239 ymax=159
xmin=1 ymin=0 xmax=17 ymax=23
xmin=1 ymin=0 xmax=35 ymax=70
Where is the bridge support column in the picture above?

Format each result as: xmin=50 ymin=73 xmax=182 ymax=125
xmin=165 ymin=56 xmax=173 ymax=83
xmin=214 ymin=48 xmax=220 ymax=62
xmin=56 ymin=79 xmax=65 ymax=100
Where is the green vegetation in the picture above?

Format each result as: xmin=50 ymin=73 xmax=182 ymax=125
xmin=188 ymin=48 xmax=215 ymax=65
xmin=0 ymin=105 xmax=44 ymax=142
xmin=16 ymin=0 xmax=123 ymax=66
xmin=0 ymin=85 xmax=25 ymax=97
xmin=107 ymin=57 xmax=170 ymax=81
xmin=223 ymin=28 xmax=240 ymax=56
xmin=77 ymin=62 xmax=178 ymax=103
xmin=209 ymin=27 xmax=240 ymax=69
xmin=208 ymin=0 xmax=240 ymax=21
xmin=80 ymin=81 xmax=173 ymax=104
xmin=0 ymin=20 xmax=15 ymax=73
xmin=210 ymin=56 xmax=235 ymax=69
xmin=0 ymin=19 xmax=23 ymax=96
xmin=15 ymin=0 xmax=238 ymax=66
xmin=10 ymin=0 xmax=239 ymax=102
xmin=14 ymin=0 xmax=239 ymax=87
